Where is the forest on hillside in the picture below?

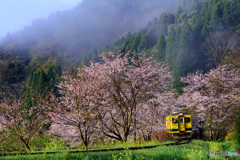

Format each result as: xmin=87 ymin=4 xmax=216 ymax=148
xmin=1 ymin=0 xmax=239 ymax=95
xmin=97 ymin=0 xmax=240 ymax=91
xmin=0 ymin=0 xmax=180 ymax=95
xmin=0 ymin=0 xmax=240 ymax=153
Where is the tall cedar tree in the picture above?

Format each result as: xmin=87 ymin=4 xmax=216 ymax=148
xmin=156 ymin=35 xmax=166 ymax=62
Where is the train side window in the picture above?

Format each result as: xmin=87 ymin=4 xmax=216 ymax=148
xmin=172 ymin=118 xmax=178 ymax=123
xmin=185 ymin=117 xmax=191 ymax=123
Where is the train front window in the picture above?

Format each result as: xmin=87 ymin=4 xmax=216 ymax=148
xmin=179 ymin=118 xmax=183 ymax=123
xmin=185 ymin=117 xmax=191 ymax=123
xmin=172 ymin=118 xmax=178 ymax=123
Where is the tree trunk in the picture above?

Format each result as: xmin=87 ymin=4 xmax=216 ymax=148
xmin=20 ymin=138 xmax=30 ymax=152
xmin=134 ymin=104 xmax=137 ymax=143
xmin=216 ymin=130 xmax=220 ymax=140
xmin=199 ymin=128 xmax=203 ymax=139
xmin=209 ymin=126 xmax=213 ymax=140
xmin=84 ymin=141 xmax=88 ymax=150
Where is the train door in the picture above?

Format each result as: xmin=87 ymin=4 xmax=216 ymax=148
xmin=178 ymin=116 xmax=185 ymax=132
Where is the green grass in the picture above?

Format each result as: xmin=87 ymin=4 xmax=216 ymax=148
xmin=84 ymin=140 xmax=173 ymax=150
xmin=0 ymin=140 xmax=239 ymax=160
xmin=32 ymin=139 xmax=174 ymax=152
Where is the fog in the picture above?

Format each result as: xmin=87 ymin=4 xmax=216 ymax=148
xmin=0 ymin=0 xmax=179 ymax=57
xmin=0 ymin=0 xmax=82 ymax=38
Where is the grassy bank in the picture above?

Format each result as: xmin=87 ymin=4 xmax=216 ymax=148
xmin=0 ymin=140 xmax=239 ymax=160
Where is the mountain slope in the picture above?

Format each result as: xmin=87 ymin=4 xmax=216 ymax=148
xmin=108 ymin=0 xmax=240 ymax=92
xmin=0 ymin=0 xmax=178 ymax=57
xmin=0 ymin=0 xmax=180 ymax=94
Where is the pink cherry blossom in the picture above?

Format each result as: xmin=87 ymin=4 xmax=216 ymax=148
xmin=179 ymin=65 xmax=240 ymax=140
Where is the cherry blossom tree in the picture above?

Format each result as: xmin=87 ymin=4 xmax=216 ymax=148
xmin=179 ymin=65 xmax=240 ymax=140
xmin=49 ymin=68 xmax=100 ymax=149
xmin=89 ymin=51 xmax=173 ymax=142
xmin=136 ymin=91 xmax=177 ymax=141
xmin=51 ymin=51 xmax=174 ymax=144
xmin=0 ymin=92 xmax=50 ymax=152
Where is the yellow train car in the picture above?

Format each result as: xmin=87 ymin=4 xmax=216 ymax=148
xmin=166 ymin=112 xmax=192 ymax=139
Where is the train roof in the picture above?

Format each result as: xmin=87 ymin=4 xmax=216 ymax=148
xmin=166 ymin=112 xmax=191 ymax=117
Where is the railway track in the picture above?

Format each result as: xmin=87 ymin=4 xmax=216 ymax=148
xmin=0 ymin=139 xmax=192 ymax=157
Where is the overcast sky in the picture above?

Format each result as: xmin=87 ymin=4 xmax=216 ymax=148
xmin=0 ymin=0 xmax=82 ymax=38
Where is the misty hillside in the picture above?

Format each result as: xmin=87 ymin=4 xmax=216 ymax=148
xmin=0 ymin=0 xmax=178 ymax=57
xmin=83 ymin=0 xmax=240 ymax=92
xmin=1 ymin=0 xmax=240 ymax=94
xmin=0 ymin=0 xmax=180 ymax=94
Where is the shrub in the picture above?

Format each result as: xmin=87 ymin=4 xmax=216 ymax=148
xmin=225 ymin=131 xmax=237 ymax=141
xmin=43 ymin=138 xmax=68 ymax=152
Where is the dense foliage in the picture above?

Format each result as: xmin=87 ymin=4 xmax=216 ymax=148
xmin=110 ymin=0 xmax=240 ymax=92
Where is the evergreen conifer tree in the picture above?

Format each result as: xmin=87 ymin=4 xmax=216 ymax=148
xmin=56 ymin=65 xmax=62 ymax=77
xmin=138 ymin=34 xmax=148 ymax=52
xmin=165 ymin=28 xmax=176 ymax=67
xmin=38 ymin=70 xmax=47 ymax=95
xmin=157 ymin=35 xmax=166 ymax=62
xmin=157 ymin=12 xmax=168 ymax=37
xmin=23 ymin=88 xmax=33 ymax=110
